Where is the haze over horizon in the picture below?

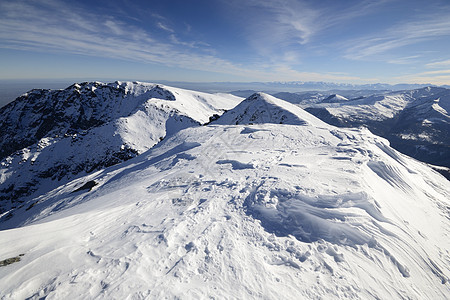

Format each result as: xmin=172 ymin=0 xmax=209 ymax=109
xmin=1 ymin=0 xmax=450 ymax=85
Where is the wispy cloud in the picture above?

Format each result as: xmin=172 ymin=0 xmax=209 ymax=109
xmin=387 ymin=55 xmax=421 ymax=65
xmin=269 ymin=64 xmax=378 ymax=83
xmin=0 ymin=0 xmax=250 ymax=77
xmin=157 ymin=22 xmax=174 ymax=33
xmin=224 ymin=0 xmax=391 ymax=65
xmin=426 ymin=59 xmax=450 ymax=68
xmin=215 ymin=0 xmax=317 ymax=69
xmin=344 ymin=14 xmax=450 ymax=61
xmin=393 ymin=69 xmax=450 ymax=85
xmin=393 ymin=74 xmax=450 ymax=85
xmin=320 ymin=0 xmax=393 ymax=29
xmin=421 ymin=69 xmax=450 ymax=75
xmin=250 ymin=0 xmax=319 ymax=45
xmin=0 ymin=0 xmax=377 ymax=83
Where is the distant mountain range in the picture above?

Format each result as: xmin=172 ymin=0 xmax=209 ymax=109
xmin=2 ymin=79 xmax=448 ymax=109
xmin=159 ymin=80 xmax=448 ymax=94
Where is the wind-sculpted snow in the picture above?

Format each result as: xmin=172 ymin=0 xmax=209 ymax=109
xmin=244 ymin=187 xmax=386 ymax=245
xmin=0 ymin=117 xmax=448 ymax=298
xmin=367 ymin=161 xmax=413 ymax=192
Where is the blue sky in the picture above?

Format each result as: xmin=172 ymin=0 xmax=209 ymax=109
xmin=1 ymin=0 xmax=450 ymax=84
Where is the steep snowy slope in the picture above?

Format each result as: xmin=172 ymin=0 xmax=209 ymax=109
xmin=0 ymin=82 xmax=241 ymax=223
xmin=388 ymin=89 xmax=450 ymax=169
xmin=0 ymin=95 xmax=448 ymax=299
xmin=303 ymin=87 xmax=450 ymax=173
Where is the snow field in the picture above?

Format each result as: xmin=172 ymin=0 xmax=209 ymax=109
xmin=1 ymin=122 xmax=448 ymax=299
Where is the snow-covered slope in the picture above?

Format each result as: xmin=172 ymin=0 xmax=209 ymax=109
xmin=0 ymin=81 xmax=241 ymax=223
xmin=0 ymin=95 xmax=448 ymax=299
xmin=303 ymin=87 xmax=450 ymax=173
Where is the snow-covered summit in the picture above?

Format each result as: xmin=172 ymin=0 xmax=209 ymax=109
xmin=214 ymin=92 xmax=327 ymax=127
xmin=321 ymin=94 xmax=349 ymax=103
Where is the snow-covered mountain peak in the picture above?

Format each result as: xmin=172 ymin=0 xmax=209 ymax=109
xmin=247 ymin=91 xmax=270 ymax=100
xmin=122 ymin=82 xmax=176 ymax=100
xmin=214 ymin=92 xmax=327 ymax=127
xmin=321 ymin=94 xmax=349 ymax=103
xmin=408 ymin=85 xmax=446 ymax=97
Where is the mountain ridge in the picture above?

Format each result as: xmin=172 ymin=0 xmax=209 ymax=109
xmin=300 ymin=86 xmax=450 ymax=173
xmin=0 ymin=81 xmax=241 ymax=221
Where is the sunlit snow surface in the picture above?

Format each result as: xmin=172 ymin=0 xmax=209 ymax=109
xmin=0 ymin=93 xmax=449 ymax=299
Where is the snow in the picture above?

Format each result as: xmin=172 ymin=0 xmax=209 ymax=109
xmin=317 ymin=94 xmax=410 ymax=120
xmin=0 ymin=82 xmax=243 ymax=219
xmin=300 ymin=87 xmax=450 ymax=171
xmin=214 ymin=92 xmax=327 ymax=127
xmin=321 ymin=94 xmax=349 ymax=103
xmin=432 ymin=101 xmax=450 ymax=118
xmin=0 ymin=91 xmax=449 ymax=299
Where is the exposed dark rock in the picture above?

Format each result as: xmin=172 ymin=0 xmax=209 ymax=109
xmin=0 ymin=254 xmax=25 ymax=267
xmin=72 ymin=181 xmax=98 ymax=193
